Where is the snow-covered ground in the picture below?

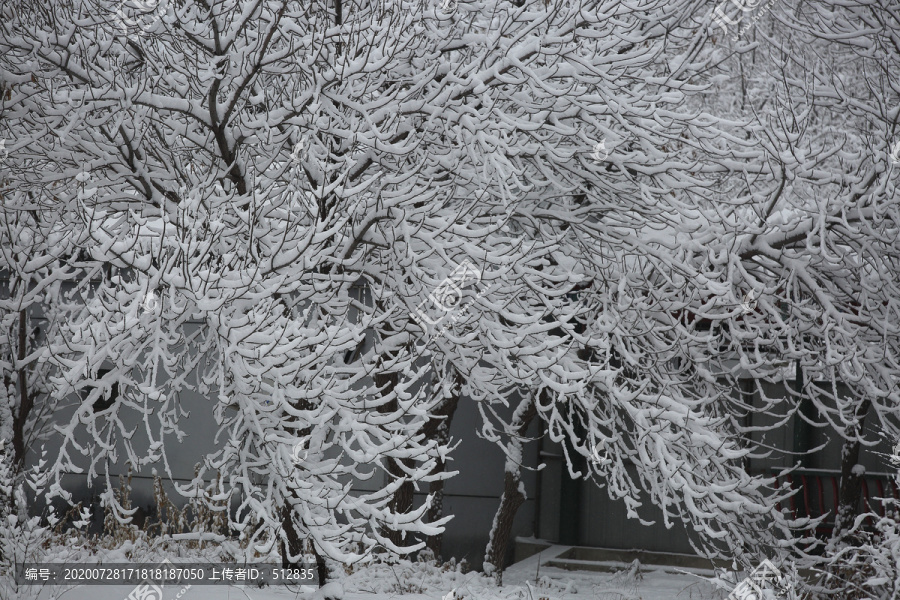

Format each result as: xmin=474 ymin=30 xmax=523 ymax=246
xmin=22 ymin=547 xmax=724 ymax=600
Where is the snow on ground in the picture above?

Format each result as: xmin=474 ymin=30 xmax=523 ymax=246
xmin=21 ymin=547 xmax=724 ymax=600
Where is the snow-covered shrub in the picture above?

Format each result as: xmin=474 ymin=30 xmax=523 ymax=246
xmin=182 ymin=468 xmax=229 ymax=542
xmin=95 ymin=466 xmax=235 ymax=556
xmin=341 ymin=554 xmax=478 ymax=596
xmin=804 ymin=494 xmax=900 ymax=600
xmin=0 ymin=440 xmax=52 ymax=599
xmin=590 ymin=560 xmax=642 ymax=600
xmin=145 ymin=471 xmax=188 ymax=538
xmin=100 ymin=466 xmax=143 ymax=547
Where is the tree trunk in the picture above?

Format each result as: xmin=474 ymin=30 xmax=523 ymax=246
xmin=11 ymin=310 xmax=33 ymax=472
xmin=423 ymin=370 xmax=462 ymax=559
xmin=832 ymin=398 xmax=871 ymax=543
xmin=280 ymin=504 xmax=304 ymax=569
xmin=376 ymin=368 xmax=415 ymax=549
xmin=314 ymin=552 xmax=328 ymax=587
xmin=280 ymin=504 xmax=328 ymax=586
xmin=281 ymin=395 xmax=327 ymax=585
xmin=483 ymin=393 xmax=539 ymax=585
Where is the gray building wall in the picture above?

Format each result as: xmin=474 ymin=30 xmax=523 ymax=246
xmin=46 ymin=366 xmax=539 ymax=569
xmin=536 ymin=435 xmax=694 ymax=554
xmin=17 ymin=273 xmax=542 ymax=568
xmin=536 ymin=378 xmax=898 ymax=555
xmin=21 ymin=281 xmax=898 ymax=565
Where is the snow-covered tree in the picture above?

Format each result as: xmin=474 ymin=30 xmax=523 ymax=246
xmin=441 ymin=0 xmax=900 ymax=579
xmin=708 ymin=2 xmax=900 ymax=596
xmin=766 ymin=0 xmax=900 ymax=545
xmin=0 ymin=113 xmax=72 ymax=484
xmin=0 ymin=0 xmax=806 ymax=573
xmin=2 ymin=0 xmax=899 ymax=590
xmin=0 ymin=0 xmax=463 ymax=567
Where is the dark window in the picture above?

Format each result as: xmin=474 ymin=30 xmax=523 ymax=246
xmin=83 ymin=369 xmax=120 ymax=413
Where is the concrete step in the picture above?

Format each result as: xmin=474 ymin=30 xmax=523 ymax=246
xmin=512 ymin=538 xmax=724 ymax=575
